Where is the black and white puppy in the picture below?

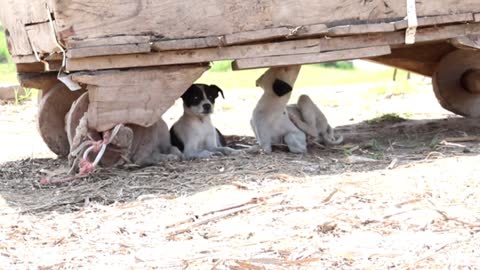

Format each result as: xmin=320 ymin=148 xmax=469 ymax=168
xmin=250 ymin=65 xmax=307 ymax=153
xmin=170 ymin=84 xmax=240 ymax=159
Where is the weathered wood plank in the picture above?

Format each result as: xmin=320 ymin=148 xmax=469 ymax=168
xmin=224 ymin=27 xmax=292 ymax=45
xmin=152 ymin=37 xmax=223 ymax=51
xmin=152 ymin=24 xmax=328 ymax=51
xmin=295 ymin=24 xmax=329 ymax=38
xmin=16 ymin=61 xmax=62 ymax=73
xmin=232 ymin=46 xmax=391 ymax=70
xmin=67 ymin=43 xmax=151 ymax=58
xmin=371 ymin=43 xmax=456 ymax=76
xmin=26 ymin=22 xmax=61 ymax=54
xmin=0 ymin=0 xmax=51 ymax=56
xmin=53 ymin=0 xmax=480 ymax=43
xmin=12 ymin=55 xmax=38 ymax=63
xmin=67 ymin=36 xmax=151 ymax=49
xmin=394 ymin=13 xmax=474 ymax=30
xmin=67 ymin=23 xmax=480 ymax=71
xmin=328 ymin=23 xmax=395 ymax=36
xmin=450 ymin=35 xmax=480 ymax=50
xmin=67 ymin=39 xmax=323 ymax=71
xmin=72 ymin=65 xmax=208 ymax=132
xmin=18 ymin=72 xmax=59 ymax=91
xmin=475 ymin=13 xmax=480 ymax=22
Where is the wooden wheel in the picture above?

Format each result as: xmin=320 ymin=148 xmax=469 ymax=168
xmin=432 ymin=49 xmax=480 ymax=117
xmin=38 ymin=83 xmax=85 ymax=157
xmin=65 ymin=92 xmax=89 ymax=151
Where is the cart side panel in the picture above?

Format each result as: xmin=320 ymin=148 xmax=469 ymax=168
xmin=53 ymin=0 xmax=480 ymax=44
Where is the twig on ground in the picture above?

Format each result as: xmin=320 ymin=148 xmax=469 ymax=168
xmin=444 ymin=136 xmax=480 ymax=142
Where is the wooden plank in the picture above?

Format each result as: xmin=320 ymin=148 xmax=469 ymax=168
xmin=66 ymin=23 xmax=480 ymax=72
xmin=152 ymin=36 xmax=223 ymax=51
xmin=394 ymin=13 xmax=474 ymax=30
xmin=12 ymin=55 xmax=38 ymax=63
xmin=224 ymin=27 xmax=292 ymax=45
xmin=232 ymin=46 xmax=392 ymax=70
xmin=295 ymin=24 xmax=329 ymax=38
xmin=67 ymin=36 xmax=151 ymax=49
xmin=371 ymin=43 xmax=456 ymax=76
xmin=16 ymin=61 xmax=62 ymax=73
xmin=18 ymin=72 xmax=59 ymax=91
xmin=450 ymin=35 xmax=480 ymax=50
xmin=71 ymin=65 xmax=208 ymax=132
xmin=152 ymin=24 xmax=328 ymax=51
xmin=52 ymin=0 xmax=480 ymax=42
xmin=25 ymin=22 xmax=61 ymax=54
xmin=475 ymin=13 xmax=480 ymax=22
xmin=328 ymin=23 xmax=395 ymax=36
xmin=0 ymin=0 xmax=51 ymax=56
xmin=67 ymin=39 xmax=324 ymax=71
xmin=67 ymin=43 xmax=151 ymax=58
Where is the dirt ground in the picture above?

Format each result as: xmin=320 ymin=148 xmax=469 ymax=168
xmin=1 ymin=79 xmax=480 ymax=269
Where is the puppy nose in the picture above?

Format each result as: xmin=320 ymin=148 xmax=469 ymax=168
xmin=203 ymin=103 xmax=211 ymax=111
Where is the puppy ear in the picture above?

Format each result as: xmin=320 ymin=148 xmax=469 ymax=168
xmin=182 ymin=84 xmax=200 ymax=99
xmin=273 ymin=79 xmax=293 ymax=97
xmin=209 ymin=84 xmax=225 ymax=99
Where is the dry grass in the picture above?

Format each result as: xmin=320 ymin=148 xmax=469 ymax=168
xmin=1 ymin=153 xmax=480 ymax=269
xmin=1 ymin=116 xmax=480 ymax=269
xmin=1 ymin=80 xmax=480 ymax=269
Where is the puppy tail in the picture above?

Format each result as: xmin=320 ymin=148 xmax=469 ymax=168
xmin=322 ymin=126 xmax=344 ymax=145
xmin=216 ymin=128 xmax=227 ymax=147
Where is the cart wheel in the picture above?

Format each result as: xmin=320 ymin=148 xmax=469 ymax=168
xmin=65 ymin=92 xmax=89 ymax=150
xmin=432 ymin=49 xmax=480 ymax=117
xmin=38 ymin=83 xmax=85 ymax=157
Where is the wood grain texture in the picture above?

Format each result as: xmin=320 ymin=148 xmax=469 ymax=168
xmin=450 ymin=35 xmax=480 ymax=50
xmin=26 ymin=22 xmax=61 ymax=55
xmin=0 ymin=0 xmax=51 ymax=56
xmin=18 ymin=72 xmax=59 ymax=91
xmin=67 ymin=36 xmax=151 ymax=49
xmin=224 ymin=27 xmax=292 ymax=45
xmin=328 ymin=23 xmax=395 ymax=36
xmin=67 ymin=23 xmax=480 ymax=71
xmin=394 ymin=13 xmax=474 ymax=30
xmin=67 ymin=43 xmax=151 ymax=58
xmin=152 ymin=37 xmax=223 ymax=51
xmin=232 ymin=46 xmax=392 ymax=70
xmin=371 ymin=42 xmax=456 ymax=76
xmin=72 ymin=66 xmax=208 ymax=132
xmin=52 ymin=0 xmax=480 ymax=43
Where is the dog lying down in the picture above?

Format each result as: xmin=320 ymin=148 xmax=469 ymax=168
xmin=287 ymin=95 xmax=343 ymax=145
xmin=251 ymin=65 xmax=308 ymax=153
xmin=170 ymin=84 xmax=241 ymax=159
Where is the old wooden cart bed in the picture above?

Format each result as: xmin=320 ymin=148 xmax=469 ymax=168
xmin=1 ymin=0 xmax=480 ymax=163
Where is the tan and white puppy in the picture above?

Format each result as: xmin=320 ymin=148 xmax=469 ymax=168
xmin=170 ymin=84 xmax=240 ymax=159
xmin=287 ymin=95 xmax=343 ymax=145
xmin=251 ymin=65 xmax=307 ymax=153
xmin=129 ymin=119 xmax=183 ymax=166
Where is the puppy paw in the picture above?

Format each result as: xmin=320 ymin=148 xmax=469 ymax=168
xmin=223 ymin=148 xmax=244 ymax=156
xmin=245 ymin=145 xmax=272 ymax=154
xmin=165 ymin=154 xmax=182 ymax=161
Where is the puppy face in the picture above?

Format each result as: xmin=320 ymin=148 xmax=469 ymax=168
xmin=181 ymin=84 xmax=224 ymax=117
xmin=256 ymin=65 xmax=301 ymax=97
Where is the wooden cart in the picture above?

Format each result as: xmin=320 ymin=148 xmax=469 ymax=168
xmin=1 ymin=0 xmax=480 ymax=160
